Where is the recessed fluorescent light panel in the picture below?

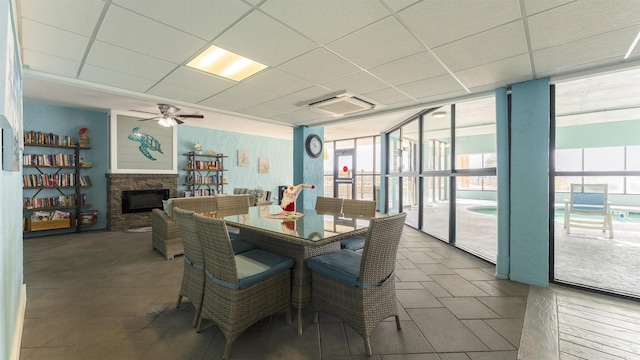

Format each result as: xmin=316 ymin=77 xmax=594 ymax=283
xmin=187 ymin=45 xmax=267 ymax=81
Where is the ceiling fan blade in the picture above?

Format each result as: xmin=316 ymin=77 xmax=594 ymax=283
xmin=139 ymin=116 xmax=161 ymax=121
xmin=176 ymin=114 xmax=204 ymax=119
xmin=175 ymin=118 xmax=184 ymax=125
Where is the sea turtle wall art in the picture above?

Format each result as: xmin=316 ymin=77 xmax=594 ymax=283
xmin=128 ymin=127 xmax=164 ymax=161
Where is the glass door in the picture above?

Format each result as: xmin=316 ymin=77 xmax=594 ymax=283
xmin=334 ymin=149 xmax=354 ymax=199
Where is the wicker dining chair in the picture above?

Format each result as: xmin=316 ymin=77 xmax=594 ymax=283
xmin=173 ymin=207 xmax=206 ymax=326
xmin=215 ymin=194 xmax=252 ymax=242
xmin=216 ymin=194 xmax=251 ymax=213
xmin=307 ymin=212 xmax=407 ymax=357
xmin=340 ymin=199 xmax=377 ymax=251
xmin=193 ymin=213 xmax=294 ymax=360
xmin=314 ymin=196 xmax=343 ymax=214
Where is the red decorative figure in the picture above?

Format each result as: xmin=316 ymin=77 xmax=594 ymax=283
xmin=280 ymin=184 xmax=315 ymax=213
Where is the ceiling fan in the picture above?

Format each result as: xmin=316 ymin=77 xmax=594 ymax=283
xmin=137 ymin=104 xmax=204 ymax=127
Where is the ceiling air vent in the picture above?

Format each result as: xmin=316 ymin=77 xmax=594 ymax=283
xmin=308 ymin=91 xmax=377 ymax=117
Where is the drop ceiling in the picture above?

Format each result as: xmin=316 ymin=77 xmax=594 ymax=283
xmin=15 ymin=0 xmax=640 ymax=140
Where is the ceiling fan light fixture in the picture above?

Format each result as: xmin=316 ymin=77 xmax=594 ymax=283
xmin=187 ymin=45 xmax=267 ymax=81
xmin=158 ymin=117 xmax=176 ymax=127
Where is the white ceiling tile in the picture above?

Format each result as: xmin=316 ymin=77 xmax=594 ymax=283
xmin=384 ymin=0 xmax=422 ymax=13
xmin=277 ymin=47 xmax=360 ymax=83
xmin=243 ymin=68 xmax=312 ymax=96
xmin=322 ymin=71 xmax=390 ymax=95
xmin=146 ymin=83 xmax=210 ymax=104
xmin=533 ymin=27 xmax=639 ymax=75
xmin=362 ymin=87 xmax=416 ymax=106
xmin=79 ymin=64 xmax=157 ymax=92
xmin=433 ymin=21 xmax=528 ymax=72
xmin=398 ymin=74 xmax=465 ymax=99
xmin=523 ymin=0 xmax=573 ymax=15
xmin=398 ymin=0 xmax=521 ymax=48
xmin=528 ymin=0 xmax=640 ymax=50
xmin=455 ymin=54 xmax=533 ymax=89
xmin=113 ymin=0 xmax=251 ymax=40
xmin=238 ymin=105 xmax=286 ymax=119
xmin=214 ymin=11 xmax=318 ymax=66
xmin=259 ymin=0 xmax=389 ymax=45
xmin=86 ymin=41 xmax=177 ymax=80
xmin=96 ymin=5 xmax=206 ymax=64
xmin=198 ymin=96 xmax=249 ymax=112
xmin=160 ymin=67 xmax=235 ymax=95
xmin=21 ymin=20 xmax=89 ymax=61
xmin=23 ymin=50 xmax=80 ymax=78
xmin=369 ymin=51 xmax=448 ymax=86
xmin=208 ymin=84 xmax=280 ymax=110
xmin=326 ymin=16 xmax=424 ymax=69
xmin=20 ymin=0 xmax=105 ymax=36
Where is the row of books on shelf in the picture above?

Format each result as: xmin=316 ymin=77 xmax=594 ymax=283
xmin=189 ymin=160 xmax=223 ymax=170
xmin=186 ymin=174 xmax=223 ymax=185
xmin=24 ymin=131 xmax=75 ymax=147
xmin=23 ymin=153 xmax=78 ymax=167
xmin=24 ymin=193 xmax=88 ymax=209
xmin=184 ymin=189 xmax=219 ymax=197
xmin=23 ymin=174 xmax=91 ymax=188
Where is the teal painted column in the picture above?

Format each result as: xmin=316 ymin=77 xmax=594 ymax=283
xmin=293 ymin=126 xmax=324 ymax=210
xmin=510 ymin=77 xmax=550 ymax=287
xmin=495 ymin=87 xmax=510 ymax=279
xmin=379 ymin=132 xmax=387 ymax=213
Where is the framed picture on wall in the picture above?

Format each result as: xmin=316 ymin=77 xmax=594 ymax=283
xmin=109 ymin=110 xmax=177 ymax=174
xmin=1 ymin=2 xmax=23 ymax=172
xmin=238 ymin=150 xmax=249 ymax=167
xmin=259 ymin=158 xmax=269 ymax=174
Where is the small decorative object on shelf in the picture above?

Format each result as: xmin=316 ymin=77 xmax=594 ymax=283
xmin=280 ymin=184 xmax=315 ymax=213
xmin=79 ymin=126 xmax=89 ymax=147
xmin=194 ymin=140 xmax=202 ymax=154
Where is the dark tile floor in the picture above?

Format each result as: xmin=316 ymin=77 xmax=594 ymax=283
xmin=20 ymin=226 xmax=530 ymax=359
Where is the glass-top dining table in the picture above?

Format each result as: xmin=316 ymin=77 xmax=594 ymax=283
xmin=220 ymin=204 xmax=371 ymax=335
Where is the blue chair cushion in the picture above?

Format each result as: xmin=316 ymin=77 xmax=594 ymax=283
xmin=340 ymin=235 xmax=366 ymax=251
xmin=234 ymin=249 xmax=293 ymax=289
xmin=307 ymin=250 xmax=362 ymax=287
xmin=231 ymin=239 xmax=256 ymax=254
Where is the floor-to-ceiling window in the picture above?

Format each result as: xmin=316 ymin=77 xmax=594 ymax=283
xmin=453 ymin=98 xmax=498 ymax=261
xmin=553 ymin=68 xmax=640 ymax=298
xmin=386 ymin=96 xmax=498 ymax=261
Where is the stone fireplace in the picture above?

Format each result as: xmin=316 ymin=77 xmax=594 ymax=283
xmin=106 ymin=174 xmax=177 ymax=231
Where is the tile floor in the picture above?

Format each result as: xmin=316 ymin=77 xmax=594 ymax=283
xmin=18 ymin=225 xmax=639 ymax=359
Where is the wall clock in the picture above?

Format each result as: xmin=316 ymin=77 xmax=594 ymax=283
xmin=305 ymin=134 xmax=323 ymax=158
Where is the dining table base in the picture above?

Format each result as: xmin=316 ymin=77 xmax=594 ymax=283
xmin=238 ymin=228 xmax=342 ymax=335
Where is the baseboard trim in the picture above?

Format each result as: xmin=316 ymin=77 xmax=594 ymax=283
xmin=10 ymin=284 xmax=26 ymax=360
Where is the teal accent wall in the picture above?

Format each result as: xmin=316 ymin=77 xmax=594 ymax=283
xmin=292 ymin=126 xmax=324 ymax=210
xmin=23 ymin=100 xmax=109 ymax=236
xmin=379 ymin=132 xmax=387 ymax=212
xmin=178 ymin=125 xmax=292 ymax=202
xmin=495 ymin=87 xmax=510 ymax=280
xmin=509 ymin=78 xmax=550 ymax=287
xmin=1 ymin=1 xmax=23 ymax=357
